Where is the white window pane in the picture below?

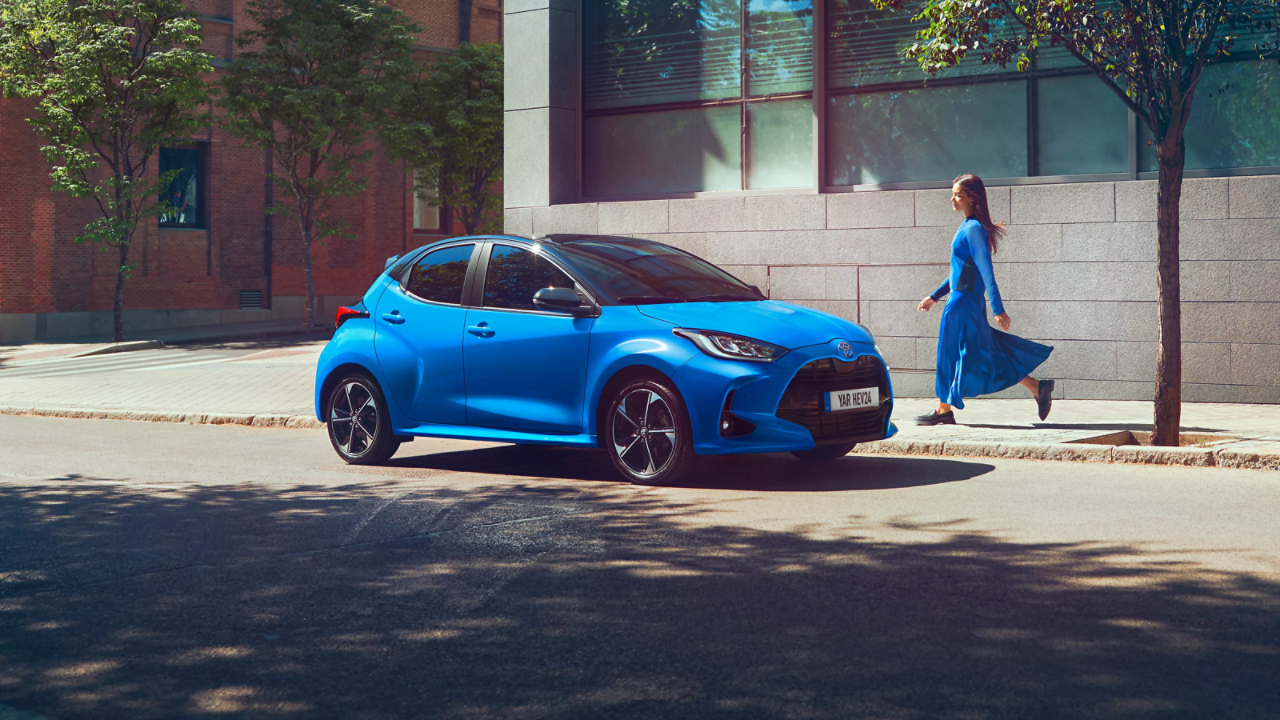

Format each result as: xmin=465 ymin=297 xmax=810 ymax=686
xmin=413 ymin=170 xmax=440 ymax=231
xmin=584 ymin=106 xmax=742 ymax=195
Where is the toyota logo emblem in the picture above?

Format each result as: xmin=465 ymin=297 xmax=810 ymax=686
xmin=837 ymin=341 xmax=853 ymax=358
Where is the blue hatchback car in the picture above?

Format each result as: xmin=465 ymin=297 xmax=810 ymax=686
xmin=315 ymin=234 xmax=897 ymax=484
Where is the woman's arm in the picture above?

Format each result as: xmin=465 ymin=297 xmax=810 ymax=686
xmin=966 ymin=224 xmax=1005 ymax=316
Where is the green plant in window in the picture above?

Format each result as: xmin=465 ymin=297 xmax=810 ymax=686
xmin=0 ymin=0 xmax=213 ymax=342
xmin=871 ymin=0 xmax=1277 ymax=446
xmin=219 ymin=0 xmax=417 ymax=329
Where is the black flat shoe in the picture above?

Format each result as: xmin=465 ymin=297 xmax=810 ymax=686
xmin=1036 ymin=379 xmax=1055 ymax=421
xmin=914 ymin=410 xmax=956 ymax=426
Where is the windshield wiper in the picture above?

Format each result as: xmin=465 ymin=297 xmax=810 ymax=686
xmin=615 ymin=295 xmax=686 ymax=305
xmin=687 ymin=294 xmax=760 ymax=303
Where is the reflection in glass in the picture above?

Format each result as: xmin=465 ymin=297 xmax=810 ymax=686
xmin=483 ymin=245 xmax=576 ymax=312
xmin=828 ymin=82 xmax=1027 ymax=185
xmin=747 ymin=99 xmax=813 ymax=188
xmin=585 ymin=106 xmax=742 ymax=195
xmin=1038 ymin=74 xmax=1128 ymax=175
xmin=584 ymin=0 xmax=742 ymax=110
xmin=406 ymin=245 xmax=474 ymax=305
xmin=826 ymin=0 xmax=1019 ymax=89
xmin=1140 ymin=60 xmax=1280 ymax=171
xmin=159 ymin=147 xmax=200 ymax=226
xmin=747 ymin=0 xmax=813 ymax=95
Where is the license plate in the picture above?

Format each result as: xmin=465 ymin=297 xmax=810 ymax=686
xmin=825 ymin=387 xmax=879 ymax=413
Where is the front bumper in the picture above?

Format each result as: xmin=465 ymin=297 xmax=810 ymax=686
xmin=673 ymin=338 xmax=896 ymax=455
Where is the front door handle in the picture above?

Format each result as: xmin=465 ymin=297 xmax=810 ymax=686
xmin=467 ymin=323 xmax=495 ymax=338
xmin=381 ymin=312 xmax=405 ymax=325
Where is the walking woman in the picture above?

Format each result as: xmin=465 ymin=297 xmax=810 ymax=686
xmin=915 ymin=174 xmax=1055 ymax=425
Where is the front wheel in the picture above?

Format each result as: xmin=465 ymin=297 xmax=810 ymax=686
xmin=790 ymin=442 xmax=857 ymax=463
xmin=327 ymin=372 xmax=400 ymax=465
xmin=604 ymin=377 xmax=696 ymax=485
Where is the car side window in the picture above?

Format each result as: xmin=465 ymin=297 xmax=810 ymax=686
xmin=483 ymin=245 xmax=576 ymax=312
xmin=404 ymin=244 xmax=474 ymax=304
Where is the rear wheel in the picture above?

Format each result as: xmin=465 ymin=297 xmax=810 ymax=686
xmin=327 ymin=373 xmax=400 ymax=465
xmin=605 ymin=377 xmax=696 ymax=485
xmin=790 ymin=442 xmax=857 ymax=463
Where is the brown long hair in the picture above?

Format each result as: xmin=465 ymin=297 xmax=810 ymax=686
xmin=953 ymin=174 xmax=1004 ymax=255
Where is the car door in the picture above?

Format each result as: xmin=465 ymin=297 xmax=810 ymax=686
xmin=374 ymin=242 xmax=478 ymax=425
xmin=463 ymin=242 xmax=595 ymax=434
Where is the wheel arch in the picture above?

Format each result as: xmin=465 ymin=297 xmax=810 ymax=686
xmin=318 ymin=362 xmax=382 ymax=422
xmin=593 ymin=365 xmax=683 ymax=448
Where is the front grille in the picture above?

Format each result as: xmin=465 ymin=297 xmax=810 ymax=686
xmin=776 ymin=356 xmax=892 ymax=445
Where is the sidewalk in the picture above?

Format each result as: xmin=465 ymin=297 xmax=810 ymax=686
xmin=0 ymin=318 xmax=332 ymax=363
xmin=0 ymin=335 xmax=1276 ymax=470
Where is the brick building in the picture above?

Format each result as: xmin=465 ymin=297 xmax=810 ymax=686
xmin=0 ymin=0 xmax=502 ymax=343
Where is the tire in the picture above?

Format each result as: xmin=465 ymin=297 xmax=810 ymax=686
xmin=604 ymin=376 xmax=696 ymax=485
xmin=790 ymin=442 xmax=857 ymax=463
xmin=326 ymin=372 xmax=400 ymax=465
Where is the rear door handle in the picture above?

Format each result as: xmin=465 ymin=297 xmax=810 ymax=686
xmin=467 ymin=324 xmax=495 ymax=338
xmin=381 ymin=312 xmax=405 ymax=324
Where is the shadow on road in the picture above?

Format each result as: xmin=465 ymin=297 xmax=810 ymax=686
xmin=383 ymin=444 xmax=993 ymax=491
xmin=0 ymin=477 xmax=1277 ymax=719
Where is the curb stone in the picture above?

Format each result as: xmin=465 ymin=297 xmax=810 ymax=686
xmin=69 ymin=340 xmax=163 ymax=358
xmin=1113 ymin=445 xmax=1217 ymax=467
xmin=0 ymin=406 xmax=324 ymax=430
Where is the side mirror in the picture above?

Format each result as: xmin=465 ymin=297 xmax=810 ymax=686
xmin=533 ymin=287 xmax=596 ymax=317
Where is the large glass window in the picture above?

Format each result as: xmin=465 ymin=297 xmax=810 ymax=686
xmin=582 ymin=0 xmax=815 ymax=196
xmin=583 ymin=3 xmax=1280 ymax=196
xmin=406 ymin=244 xmax=474 ymax=305
xmin=828 ymin=82 xmax=1027 ymax=185
xmin=159 ymin=146 xmax=202 ymax=227
xmin=1140 ymin=60 xmax=1280 ymax=171
xmin=483 ymin=245 xmax=577 ymax=312
xmin=412 ymin=169 xmax=441 ymax=232
xmin=1038 ymin=74 xmax=1129 ymax=176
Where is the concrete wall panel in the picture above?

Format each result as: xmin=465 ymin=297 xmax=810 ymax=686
xmin=1011 ymin=182 xmax=1114 ymax=224
xmin=1114 ymin=178 xmax=1229 ymax=222
xmin=597 ymin=200 xmax=669 ymax=234
xmin=744 ymin=195 xmax=827 ymax=231
xmin=1182 ymin=219 xmax=1280 ymax=261
xmin=915 ymin=186 xmax=1010 ymax=227
xmin=858 ymin=264 xmax=948 ymax=302
xmin=532 ymin=203 xmax=597 ymax=235
xmin=505 ymin=208 xmax=533 ymax=236
xmin=1228 ymin=176 xmax=1280 ymax=219
xmin=670 ymin=198 xmax=745 ymax=232
xmin=827 ymin=190 xmax=914 ymax=229
xmin=503 ymin=10 xmax=549 ymax=111
xmin=769 ymin=266 xmax=826 ymax=300
xmin=1061 ymin=222 xmax=1155 ymax=262
xmin=826 ymin=227 xmax=954 ymax=264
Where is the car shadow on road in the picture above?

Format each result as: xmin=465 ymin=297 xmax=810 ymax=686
xmin=383 ymin=444 xmax=993 ymax=491
xmin=0 ymin=477 xmax=1277 ymax=719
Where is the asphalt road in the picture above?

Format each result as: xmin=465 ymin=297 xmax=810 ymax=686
xmin=1 ymin=416 xmax=1278 ymax=720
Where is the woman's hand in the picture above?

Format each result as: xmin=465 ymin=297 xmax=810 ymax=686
xmin=918 ymin=297 xmax=936 ymax=312
xmin=995 ymin=312 xmax=1011 ymax=331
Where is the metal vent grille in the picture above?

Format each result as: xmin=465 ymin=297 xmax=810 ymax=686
xmin=239 ymin=290 xmax=263 ymax=309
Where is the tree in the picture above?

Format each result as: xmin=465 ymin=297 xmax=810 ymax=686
xmin=869 ymin=0 xmax=1278 ymax=445
xmin=219 ymin=0 xmax=416 ymax=328
xmin=0 ymin=0 xmax=212 ymax=342
xmin=382 ymin=42 xmax=503 ymax=236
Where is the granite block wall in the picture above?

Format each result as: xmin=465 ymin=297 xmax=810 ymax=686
xmin=505 ymin=177 xmax=1280 ymax=403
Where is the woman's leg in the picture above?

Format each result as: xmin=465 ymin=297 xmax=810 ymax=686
xmin=936 ymin=401 xmax=953 ymax=413
xmin=1018 ymin=377 xmax=1040 ymax=394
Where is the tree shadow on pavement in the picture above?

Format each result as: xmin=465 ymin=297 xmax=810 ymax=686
xmin=383 ymin=445 xmax=993 ymax=491
xmin=0 ymin=478 xmax=1276 ymax=719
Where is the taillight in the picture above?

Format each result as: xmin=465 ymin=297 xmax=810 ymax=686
xmin=335 ymin=305 xmax=369 ymax=328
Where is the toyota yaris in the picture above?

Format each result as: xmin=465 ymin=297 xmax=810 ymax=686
xmin=315 ymin=234 xmax=897 ymax=484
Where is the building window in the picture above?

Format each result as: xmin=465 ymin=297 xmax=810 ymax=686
xmin=582 ymin=0 xmax=815 ymax=197
xmin=582 ymin=0 xmax=1280 ymax=196
xmin=412 ymin=169 xmax=442 ymax=232
xmin=159 ymin=145 xmax=203 ymax=227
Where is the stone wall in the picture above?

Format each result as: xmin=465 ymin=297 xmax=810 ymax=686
xmin=505 ymin=177 xmax=1280 ymax=403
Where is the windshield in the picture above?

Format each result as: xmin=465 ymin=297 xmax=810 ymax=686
xmin=552 ymin=239 xmax=763 ymax=305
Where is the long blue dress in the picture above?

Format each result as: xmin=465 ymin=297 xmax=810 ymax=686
xmin=930 ymin=218 xmax=1052 ymax=409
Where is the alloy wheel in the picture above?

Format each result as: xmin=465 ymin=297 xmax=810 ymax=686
xmin=330 ymin=380 xmax=379 ymax=458
xmin=612 ymin=389 xmax=677 ymax=478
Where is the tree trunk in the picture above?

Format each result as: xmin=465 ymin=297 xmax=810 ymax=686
xmin=302 ymin=223 xmax=316 ymax=329
xmin=1152 ymin=135 xmax=1185 ymax=447
xmin=113 ymin=242 xmax=130 ymax=342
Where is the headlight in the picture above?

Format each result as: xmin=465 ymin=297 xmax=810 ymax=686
xmin=673 ymin=329 xmax=788 ymax=363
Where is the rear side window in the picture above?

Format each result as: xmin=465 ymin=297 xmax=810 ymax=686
xmin=405 ymin=244 xmax=474 ymax=304
xmin=483 ymin=245 xmax=576 ymax=312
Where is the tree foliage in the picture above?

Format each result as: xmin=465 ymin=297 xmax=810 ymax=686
xmin=219 ymin=0 xmax=416 ymax=327
xmin=383 ymin=42 xmax=504 ymax=236
xmin=0 ymin=0 xmax=212 ymax=341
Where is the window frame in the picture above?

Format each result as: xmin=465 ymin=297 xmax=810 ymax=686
xmin=158 ymin=142 xmax=208 ymax=229
xmin=400 ymin=241 xmax=481 ymax=307
xmin=469 ymin=240 xmax=600 ymax=316
xmin=579 ymin=0 xmax=1280 ymax=200
xmin=411 ymin=169 xmax=448 ymax=234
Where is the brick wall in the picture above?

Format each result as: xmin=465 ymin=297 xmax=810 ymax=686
xmin=0 ymin=0 xmax=498 ymax=335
